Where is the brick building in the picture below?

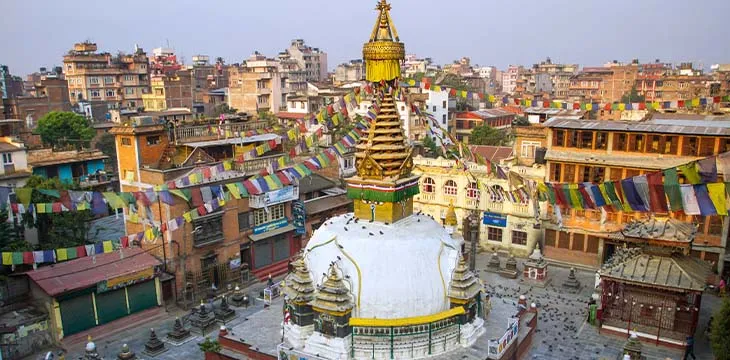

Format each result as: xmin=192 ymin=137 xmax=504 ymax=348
xmin=142 ymin=70 xmax=194 ymax=112
xmin=542 ymin=115 xmax=730 ymax=274
xmin=2 ymin=77 xmax=72 ymax=127
xmin=452 ymin=109 xmax=515 ymax=143
xmin=228 ymin=53 xmax=291 ymax=114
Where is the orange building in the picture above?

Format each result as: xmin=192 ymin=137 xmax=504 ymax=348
xmin=110 ymin=116 xmax=299 ymax=304
xmin=541 ymin=115 xmax=730 ymax=275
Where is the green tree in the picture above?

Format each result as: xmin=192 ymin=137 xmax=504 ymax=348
xmin=36 ymin=111 xmax=95 ymax=150
xmin=198 ymin=337 xmax=221 ymax=353
xmin=19 ymin=176 xmax=93 ymax=249
xmin=0 ymin=212 xmax=31 ymax=252
xmin=469 ymin=124 xmax=509 ymax=146
xmin=212 ymin=104 xmax=237 ymax=117
xmin=513 ymin=116 xmax=530 ymax=126
xmin=620 ymin=86 xmax=645 ymax=103
xmin=711 ymin=297 xmax=730 ymax=360
xmin=422 ymin=135 xmax=443 ymax=157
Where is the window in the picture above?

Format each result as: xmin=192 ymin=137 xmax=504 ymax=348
xmin=146 ymin=136 xmax=160 ymax=145
xmin=89 ymin=77 xmax=99 ymax=85
xmin=125 ymin=88 xmax=135 ymax=95
xmin=553 ymin=130 xmax=565 ymax=147
xmin=257 ymin=95 xmax=269 ymax=105
xmin=487 ymin=227 xmax=503 ymax=242
xmin=579 ymin=131 xmax=593 ymax=149
xmin=581 ymin=166 xmax=605 ymax=182
xmin=467 ymin=182 xmax=479 ymax=199
xmin=720 ymin=138 xmax=730 ymax=154
xmin=193 ymin=212 xmax=224 ymax=247
xmin=124 ymin=75 xmax=134 ymax=82
xmin=664 ymin=136 xmax=678 ymax=154
xmin=511 ymin=231 xmax=527 ymax=246
xmin=254 ymin=204 xmax=285 ymax=226
xmin=682 ymin=137 xmax=699 ymax=156
xmin=442 ymin=114 xmax=447 ymax=124
xmin=90 ymin=89 xmax=101 ymax=98
xmin=708 ymin=216 xmax=723 ymax=235
xmin=699 ymin=137 xmax=715 ymax=156
xmin=558 ymin=231 xmax=570 ymax=249
xmin=2 ymin=153 xmax=12 ymax=164
xmin=567 ymin=130 xmax=578 ymax=147
xmin=238 ymin=211 xmax=253 ymax=232
xmin=521 ymin=141 xmax=541 ymax=158
xmin=105 ymin=89 xmax=115 ymax=97
xmin=563 ymin=164 xmax=576 ymax=183
xmin=595 ymin=132 xmax=608 ymax=150
xmin=443 ymin=180 xmax=457 ymax=196
xmin=432 ymin=105 xmax=437 ymax=112
xmin=629 ymin=134 xmax=644 ymax=152
xmin=571 ymin=233 xmax=585 ymax=251
xmin=442 ymin=101 xmax=447 ymax=109
xmin=104 ymin=76 xmax=114 ymax=84
xmin=550 ymin=163 xmax=562 ymax=182
xmin=490 ymin=185 xmax=505 ymax=202
xmin=625 ymin=168 xmax=640 ymax=178
xmin=422 ymin=177 xmax=435 ymax=193
xmin=649 ymin=135 xmax=661 ymax=153
xmin=121 ymin=137 xmax=132 ymax=146
xmin=586 ymin=236 xmax=600 ymax=253
xmin=545 ymin=229 xmax=557 ymax=247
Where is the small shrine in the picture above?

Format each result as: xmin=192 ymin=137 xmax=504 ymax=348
xmin=500 ymin=254 xmax=519 ymax=279
xmin=448 ymin=255 xmax=484 ymax=321
xmin=562 ymin=267 xmax=581 ymax=292
xmin=142 ymin=328 xmax=168 ymax=357
xmin=622 ymin=331 xmax=643 ymax=360
xmin=166 ymin=316 xmax=193 ymax=345
xmin=189 ymin=301 xmax=217 ymax=335
xmin=303 ymin=264 xmax=354 ymax=359
xmin=281 ymin=254 xmax=317 ymax=347
xmin=229 ymin=285 xmax=249 ymax=308
xmin=84 ymin=336 xmax=101 ymax=360
xmin=523 ymin=247 xmax=549 ymax=286
xmin=117 ymin=343 xmax=137 ymax=360
xmin=215 ymin=296 xmax=237 ymax=324
xmin=486 ymin=252 xmax=501 ymax=273
xmin=599 ymin=217 xmax=710 ymax=349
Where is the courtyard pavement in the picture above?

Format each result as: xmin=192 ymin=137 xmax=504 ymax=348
xmin=26 ymin=253 xmax=722 ymax=360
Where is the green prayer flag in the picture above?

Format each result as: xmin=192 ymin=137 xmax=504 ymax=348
xmin=169 ymin=190 xmax=189 ymax=202
xmin=37 ymin=189 xmax=60 ymax=198
xmin=603 ymin=181 xmax=622 ymax=208
xmin=67 ymin=247 xmax=78 ymax=259
xmin=11 ymin=252 xmax=23 ymax=265
xmin=663 ymin=168 xmax=684 ymax=211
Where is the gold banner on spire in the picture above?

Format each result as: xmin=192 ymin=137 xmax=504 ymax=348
xmin=363 ymin=0 xmax=405 ymax=82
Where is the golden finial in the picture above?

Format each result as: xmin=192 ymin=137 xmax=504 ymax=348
xmin=445 ymin=202 xmax=457 ymax=226
xmin=363 ymin=0 xmax=405 ymax=82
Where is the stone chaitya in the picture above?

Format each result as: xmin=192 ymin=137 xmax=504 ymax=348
xmin=117 ymin=343 xmax=137 ymax=360
xmin=189 ymin=301 xmax=217 ymax=335
xmin=142 ymin=328 xmax=168 ymax=357
xmin=449 ymin=255 xmax=484 ymax=326
xmin=215 ymin=296 xmax=237 ymax=324
xmin=166 ymin=316 xmax=193 ymax=345
xmin=523 ymin=247 xmax=549 ymax=286
xmin=229 ymin=285 xmax=249 ymax=308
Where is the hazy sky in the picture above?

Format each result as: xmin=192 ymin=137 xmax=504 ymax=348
xmin=2 ymin=0 xmax=730 ymax=76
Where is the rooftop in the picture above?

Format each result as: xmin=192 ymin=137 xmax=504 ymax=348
xmin=27 ymin=149 xmax=108 ymax=167
xmin=304 ymin=194 xmax=352 ymax=215
xmin=298 ymin=173 xmax=337 ymax=194
xmin=543 ymin=116 xmax=730 ymax=136
xmin=182 ymin=133 xmax=280 ymax=148
xmin=524 ymin=107 xmax=585 ymax=117
xmin=601 ymin=249 xmax=711 ymax=292
xmin=455 ymin=109 xmax=515 ymax=120
xmin=608 ymin=217 xmax=696 ymax=244
xmin=25 ymin=247 xmax=161 ymax=297
xmin=467 ymin=145 xmax=514 ymax=163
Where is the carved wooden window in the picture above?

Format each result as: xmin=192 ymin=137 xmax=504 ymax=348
xmin=193 ymin=211 xmax=224 ymax=247
xmin=422 ymin=177 xmax=435 ymax=193
xmin=467 ymin=182 xmax=480 ymax=199
xmin=443 ymin=180 xmax=457 ymax=196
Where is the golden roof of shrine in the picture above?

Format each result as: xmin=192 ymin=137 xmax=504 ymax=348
xmin=448 ymin=255 xmax=482 ymax=302
xmin=282 ymin=255 xmax=316 ymax=304
xmin=310 ymin=264 xmax=354 ymax=315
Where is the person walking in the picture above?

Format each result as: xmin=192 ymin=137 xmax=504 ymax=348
xmin=719 ymin=277 xmax=726 ymax=297
xmin=683 ymin=335 xmax=696 ymax=360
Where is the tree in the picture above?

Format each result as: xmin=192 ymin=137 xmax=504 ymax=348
xmin=19 ymin=176 xmax=93 ymax=249
xmin=422 ymin=135 xmax=443 ymax=158
xmin=513 ymin=116 xmax=530 ymax=126
xmin=620 ymin=86 xmax=645 ymax=103
xmin=711 ymin=297 xmax=730 ymax=360
xmin=469 ymin=124 xmax=509 ymax=146
xmin=36 ymin=111 xmax=95 ymax=150
xmin=0 ymin=212 xmax=31 ymax=252
xmin=212 ymin=104 xmax=237 ymax=117
xmin=198 ymin=337 xmax=221 ymax=353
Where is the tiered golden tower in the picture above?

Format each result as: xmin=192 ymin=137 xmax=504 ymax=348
xmin=362 ymin=0 xmax=405 ymax=83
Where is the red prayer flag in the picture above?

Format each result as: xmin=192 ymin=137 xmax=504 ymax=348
xmin=276 ymin=172 xmax=291 ymax=185
xmin=573 ymin=103 xmax=580 ymax=110
xmin=714 ymin=96 xmax=721 ymax=104
xmin=638 ymin=102 xmax=646 ymax=110
xmin=23 ymin=252 xmax=34 ymax=265
xmin=76 ymin=246 xmax=87 ymax=257
xmin=543 ymin=101 xmax=550 ymax=108
xmin=120 ymin=236 xmax=129 ymax=248
xmin=646 ymin=172 xmax=668 ymax=213
xmin=449 ymin=89 xmax=457 ymax=96
xmin=202 ymin=167 xmax=211 ymax=179
xmin=678 ymin=100 xmax=685 ymax=108
xmin=604 ymin=103 xmax=612 ymax=111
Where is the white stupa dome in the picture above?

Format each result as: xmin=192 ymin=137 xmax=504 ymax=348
xmin=304 ymin=212 xmax=462 ymax=319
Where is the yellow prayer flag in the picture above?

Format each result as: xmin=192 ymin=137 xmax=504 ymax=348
xmin=488 ymin=95 xmax=495 ymax=103
xmin=223 ymin=160 xmax=232 ymax=171
xmin=691 ymin=98 xmax=700 ymax=107
xmin=408 ymin=79 xmax=416 ymax=86
xmin=707 ymin=183 xmax=727 ymax=216
xmin=585 ymin=103 xmax=593 ymax=111
xmin=103 ymin=241 xmax=113 ymax=253
xmin=433 ymin=85 xmax=441 ymax=92
xmin=225 ymin=183 xmax=241 ymax=199
xmin=56 ymin=248 xmax=68 ymax=261
xmin=618 ymin=103 xmax=626 ymax=111
xmin=188 ymin=174 xmax=197 ymax=184
xmin=2 ymin=252 xmax=12 ymax=265
xmin=183 ymin=212 xmax=193 ymax=223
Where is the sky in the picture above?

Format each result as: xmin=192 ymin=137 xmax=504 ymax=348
xmin=2 ymin=0 xmax=730 ymax=76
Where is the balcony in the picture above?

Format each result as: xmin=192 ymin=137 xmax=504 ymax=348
xmin=233 ymin=153 xmax=286 ymax=174
xmin=418 ymin=193 xmax=435 ymax=202
xmin=512 ymin=204 xmax=532 ymax=216
xmin=257 ymin=87 xmax=271 ymax=95
xmin=249 ymin=185 xmax=299 ymax=209
xmin=174 ymin=121 xmax=269 ymax=143
xmin=484 ymin=201 xmax=504 ymax=213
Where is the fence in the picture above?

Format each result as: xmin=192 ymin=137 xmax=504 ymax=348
xmin=174 ymin=121 xmax=270 ymax=143
xmin=184 ymin=263 xmax=249 ymax=301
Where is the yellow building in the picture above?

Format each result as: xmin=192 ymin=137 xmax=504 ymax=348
xmin=412 ymin=155 xmax=543 ymax=257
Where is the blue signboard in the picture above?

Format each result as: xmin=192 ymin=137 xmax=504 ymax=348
xmin=253 ymin=218 xmax=289 ymax=235
xmin=483 ymin=212 xmax=507 ymax=227
xmin=292 ymin=200 xmax=306 ymax=235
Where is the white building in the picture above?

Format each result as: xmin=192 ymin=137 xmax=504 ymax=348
xmin=501 ymin=65 xmax=524 ymax=95
xmin=425 ymin=89 xmax=450 ymax=144
xmin=0 ymin=137 xmax=30 ymax=189
xmin=285 ymin=39 xmax=328 ymax=82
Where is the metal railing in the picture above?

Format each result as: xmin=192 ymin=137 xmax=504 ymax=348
xmin=233 ymin=153 xmax=286 ymax=173
xmin=174 ymin=121 xmax=269 ymax=143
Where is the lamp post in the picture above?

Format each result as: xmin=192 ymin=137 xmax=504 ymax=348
xmin=182 ymin=225 xmax=202 ymax=308
xmin=469 ymin=211 xmax=479 ymax=271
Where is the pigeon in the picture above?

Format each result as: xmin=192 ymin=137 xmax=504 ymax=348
xmin=362 ymin=226 xmax=366 ymax=229
xmin=344 ymin=227 xmax=348 ymax=231
xmin=379 ymin=231 xmax=384 ymax=235
xmin=369 ymin=232 xmax=374 ymax=236
xmin=336 ymin=256 xmax=341 ymax=260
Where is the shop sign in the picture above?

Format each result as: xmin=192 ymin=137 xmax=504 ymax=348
xmin=97 ymin=267 xmax=155 ymax=294
xmin=253 ymin=218 xmax=288 ymax=235
xmin=483 ymin=212 xmax=507 ymax=227
xmin=250 ymin=186 xmax=298 ymax=208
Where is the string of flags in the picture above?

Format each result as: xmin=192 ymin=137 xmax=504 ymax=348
xmin=1 ymin=239 xmax=125 ymax=267
xmin=401 ymin=79 xmax=730 ymax=111
xmin=539 ymin=152 xmax=730 ymax=216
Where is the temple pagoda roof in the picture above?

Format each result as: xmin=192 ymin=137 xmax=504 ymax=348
xmin=309 ymin=264 xmax=353 ymax=314
xmin=282 ymin=255 xmax=316 ymax=304
xmin=601 ymin=248 xmax=710 ymax=292
xmin=448 ymin=255 xmax=482 ymax=302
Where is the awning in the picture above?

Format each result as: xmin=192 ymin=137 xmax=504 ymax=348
xmin=248 ymin=224 xmax=295 ymax=242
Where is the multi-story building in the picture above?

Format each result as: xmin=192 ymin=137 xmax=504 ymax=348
xmin=402 ymin=54 xmax=434 ymax=76
xmin=711 ymin=63 xmax=730 ymax=95
xmin=542 ymin=114 xmax=730 ymax=275
xmin=568 ymin=67 xmax=611 ymax=102
xmin=150 ymin=47 xmax=182 ymax=76
xmin=636 ymin=74 xmax=712 ymax=102
xmin=569 ymin=62 xmax=639 ymax=103
xmin=0 ymin=65 xmax=24 ymax=99
xmin=501 ymin=65 xmax=524 ymax=95
xmin=526 ymin=58 xmax=578 ymax=99
xmin=189 ymin=55 xmax=229 ymax=115
xmin=110 ymin=116 xmax=296 ymax=303
xmin=2 ymin=76 xmax=72 ymax=128
xmin=228 ymin=53 xmax=290 ymax=114
xmin=452 ymin=109 xmax=515 ymax=143
xmin=27 ymin=148 xmax=111 ymax=189
xmin=141 ymin=70 xmax=194 ymax=112
xmin=333 ymin=60 xmax=364 ymax=84
xmin=63 ymin=42 xmax=150 ymax=114
xmin=476 ymin=66 xmax=497 ymax=80
xmin=0 ymin=136 xmax=31 ymax=188
xmin=413 ymin=155 xmax=542 ymax=256
xmin=282 ymin=39 xmax=328 ymax=82
xmin=277 ymin=51 xmax=308 ymax=94
xmin=425 ymin=89 xmax=450 ymax=144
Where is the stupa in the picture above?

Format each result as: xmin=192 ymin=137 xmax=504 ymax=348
xmin=166 ymin=316 xmax=193 ymax=345
xmin=142 ymin=328 xmax=168 ymax=357
xmin=214 ymin=296 xmax=237 ymax=324
xmin=117 ymin=343 xmax=137 ymax=360
xmin=189 ymin=301 xmax=217 ymax=335
xmin=279 ymin=2 xmax=485 ymax=358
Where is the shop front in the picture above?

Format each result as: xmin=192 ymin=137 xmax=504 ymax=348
xmin=248 ymin=219 xmax=297 ymax=280
xmin=26 ymin=248 xmax=162 ymax=340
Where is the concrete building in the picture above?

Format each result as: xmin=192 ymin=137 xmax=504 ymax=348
xmin=141 ymin=70 xmax=194 ymax=112
xmin=63 ymin=42 xmax=150 ymax=114
xmin=0 ymin=136 xmax=30 ymax=188
xmin=333 ymin=59 xmax=364 ymax=83
xmin=402 ymin=54 xmax=434 ymax=76
xmin=426 ymin=89 xmax=450 ymax=144
xmin=282 ymin=39 xmax=328 ymax=82
xmin=150 ymin=47 xmax=182 ymax=76
xmin=413 ymin=155 xmax=541 ymax=257
xmin=27 ymin=148 xmax=111 ymax=189
xmin=501 ymin=65 xmax=524 ymax=95
xmin=277 ymin=50 xmax=308 ymax=94
xmin=0 ymin=65 xmax=24 ymax=99
xmin=189 ymin=55 xmax=229 ymax=115
xmin=2 ymin=77 xmax=72 ymax=128
xmin=542 ymin=114 xmax=730 ymax=274
xmin=453 ymin=109 xmax=515 ymax=143
xmin=228 ymin=53 xmax=290 ymax=114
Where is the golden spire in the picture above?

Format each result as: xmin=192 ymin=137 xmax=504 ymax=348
xmin=282 ymin=255 xmax=316 ymax=305
xmin=354 ymin=94 xmax=413 ymax=180
xmin=310 ymin=264 xmax=353 ymax=315
xmin=444 ymin=202 xmax=457 ymax=227
xmin=448 ymin=255 xmax=482 ymax=304
xmin=363 ymin=0 xmax=405 ymax=83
